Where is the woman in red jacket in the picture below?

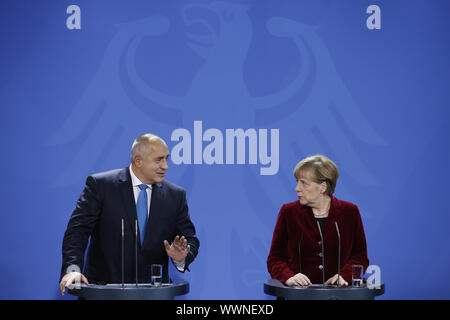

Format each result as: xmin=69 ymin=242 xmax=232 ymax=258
xmin=267 ymin=154 xmax=369 ymax=286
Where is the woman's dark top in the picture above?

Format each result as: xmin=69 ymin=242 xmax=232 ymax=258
xmin=316 ymin=217 xmax=327 ymax=234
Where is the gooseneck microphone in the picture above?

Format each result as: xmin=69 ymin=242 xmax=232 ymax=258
xmin=298 ymin=231 xmax=303 ymax=274
xmin=316 ymin=221 xmax=325 ymax=287
xmin=135 ymin=219 xmax=138 ymax=287
xmin=121 ymin=218 xmax=124 ymax=289
xmin=335 ymin=222 xmax=341 ymax=288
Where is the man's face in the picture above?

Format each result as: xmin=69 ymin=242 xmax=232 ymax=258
xmin=133 ymin=140 xmax=169 ymax=184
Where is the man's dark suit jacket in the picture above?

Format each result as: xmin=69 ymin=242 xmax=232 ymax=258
xmin=60 ymin=167 xmax=199 ymax=284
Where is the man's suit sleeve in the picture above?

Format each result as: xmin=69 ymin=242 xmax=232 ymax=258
xmin=60 ymin=176 xmax=102 ymax=280
xmin=175 ymin=189 xmax=199 ymax=272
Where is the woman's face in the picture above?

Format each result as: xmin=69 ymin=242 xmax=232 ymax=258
xmin=295 ymin=172 xmax=325 ymax=206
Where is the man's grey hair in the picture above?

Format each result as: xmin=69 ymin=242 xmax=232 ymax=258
xmin=130 ymin=133 xmax=167 ymax=162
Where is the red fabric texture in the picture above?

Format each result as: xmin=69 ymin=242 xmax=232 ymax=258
xmin=267 ymin=196 xmax=369 ymax=284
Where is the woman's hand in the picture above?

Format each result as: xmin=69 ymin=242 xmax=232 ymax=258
xmin=325 ymin=274 xmax=348 ymax=286
xmin=285 ymin=273 xmax=312 ymax=286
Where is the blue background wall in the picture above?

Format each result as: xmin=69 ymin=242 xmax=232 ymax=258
xmin=1 ymin=0 xmax=449 ymax=299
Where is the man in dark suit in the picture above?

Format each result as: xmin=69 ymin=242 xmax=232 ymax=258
xmin=59 ymin=134 xmax=199 ymax=295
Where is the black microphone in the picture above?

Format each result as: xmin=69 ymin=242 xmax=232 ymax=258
xmin=135 ymin=219 xmax=138 ymax=287
xmin=335 ymin=222 xmax=341 ymax=288
xmin=316 ymin=221 xmax=325 ymax=286
xmin=298 ymin=231 xmax=303 ymax=274
xmin=121 ymin=218 xmax=124 ymax=289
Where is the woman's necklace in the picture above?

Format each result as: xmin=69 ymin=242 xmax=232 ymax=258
xmin=313 ymin=200 xmax=330 ymax=218
xmin=313 ymin=211 xmax=328 ymax=218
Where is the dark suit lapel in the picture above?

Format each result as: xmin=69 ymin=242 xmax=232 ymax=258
xmin=117 ymin=167 xmax=139 ymax=243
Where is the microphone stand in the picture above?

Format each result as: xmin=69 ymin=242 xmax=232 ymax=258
xmin=298 ymin=231 xmax=303 ymax=274
xmin=121 ymin=218 xmax=124 ymax=289
xmin=135 ymin=219 xmax=138 ymax=287
xmin=316 ymin=221 xmax=325 ymax=287
xmin=335 ymin=222 xmax=341 ymax=288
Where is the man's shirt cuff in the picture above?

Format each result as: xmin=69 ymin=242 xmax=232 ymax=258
xmin=173 ymin=259 xmax=185 ymax=272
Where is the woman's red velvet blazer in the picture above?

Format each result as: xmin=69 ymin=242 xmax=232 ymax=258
xmin=267 ymin=196 xmax=369 ymax=284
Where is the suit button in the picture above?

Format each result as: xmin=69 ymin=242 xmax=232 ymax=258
xmin=318 ymin=265 xmax=323 ymax=270
xmin=318 ymin=252 xmax=323 ymax=257
xmin=318 ymin=241 xmax=323 ymax=246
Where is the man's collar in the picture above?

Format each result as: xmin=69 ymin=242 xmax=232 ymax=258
xmin=129 ymin=165 xmax=153 ymax=189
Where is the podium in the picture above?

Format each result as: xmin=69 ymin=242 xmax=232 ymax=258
xmin=264 ymin=279 xmax=384 ymax=300
xmin=68 ymin=282 xmax=189 ymax=300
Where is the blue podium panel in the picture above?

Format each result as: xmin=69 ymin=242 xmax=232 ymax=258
xmin=264 ymin=279 xmax=384 ymax=300
xmin=68 ymin=282 xmax=189 ymax=300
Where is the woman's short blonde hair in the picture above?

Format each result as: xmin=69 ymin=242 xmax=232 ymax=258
xmin=293 ymin=154 xmax=339 ymax=196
